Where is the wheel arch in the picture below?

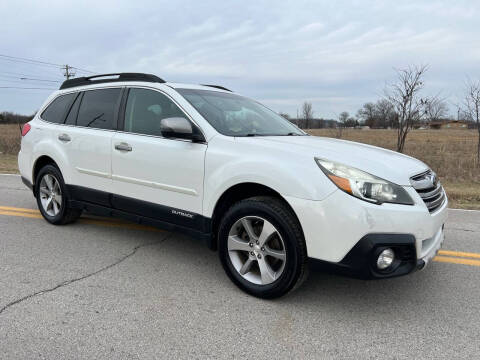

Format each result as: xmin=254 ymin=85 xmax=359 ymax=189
xmin=32 ymin=155 xmax=61 ymax=188
xmin=210 ymin=182 xmax=304 ymax=251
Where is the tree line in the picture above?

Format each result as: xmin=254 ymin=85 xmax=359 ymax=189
xmin=0 ymin=111 xmax=35 ymax=124
xmin=287 ymin=65 xmax=480 ymax=162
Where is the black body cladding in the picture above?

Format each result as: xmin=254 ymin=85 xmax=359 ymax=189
xmin=65 ymin=185 xmax=213 ymax=247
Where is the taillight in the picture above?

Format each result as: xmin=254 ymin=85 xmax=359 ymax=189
xmin=21 ymin=123 xmax=31 ymax=136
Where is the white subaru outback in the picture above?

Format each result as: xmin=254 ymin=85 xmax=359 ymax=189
xmin=18 ymin=73 xmax=448 ymax=298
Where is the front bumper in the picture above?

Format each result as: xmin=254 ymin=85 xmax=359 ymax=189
xmin=416 ymin=225 xmax=445 ymax=270
xmin=285 ymin=186 xmax=448 ymax=278
xmin=310 ymin=228 xmax=444 ymax=279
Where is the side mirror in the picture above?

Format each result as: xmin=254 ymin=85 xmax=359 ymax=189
xmin=160 ymin=117 xmax=205 ymax=142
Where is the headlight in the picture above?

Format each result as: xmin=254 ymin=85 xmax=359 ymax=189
xmin=315 ymin=158 xmax=414 ymax=205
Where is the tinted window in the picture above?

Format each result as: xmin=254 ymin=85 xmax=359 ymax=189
xmin=41 ymin=93 xmax=75 ymax=124
xmin=77 ymin=88 xmax=121 ymax=130
xmin=124 ymin=88 xmax=186 ymax=136
xmin=65 ymin=93 xmax=82 ymax=125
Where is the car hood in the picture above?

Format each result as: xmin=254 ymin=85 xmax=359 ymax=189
xmin=249 ymin=135 xmax=429 ymax=186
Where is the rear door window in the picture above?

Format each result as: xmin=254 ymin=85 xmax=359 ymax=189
xmin=76 ymin=88 xmax=122 ymax=130
xmin=41 ymin=93 xmax=76 ymax=124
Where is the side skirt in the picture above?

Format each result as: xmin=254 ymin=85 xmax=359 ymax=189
xmin=65 ymin=185 xmax=214 ymax=249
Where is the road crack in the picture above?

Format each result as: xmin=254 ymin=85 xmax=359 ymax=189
xmin=447 ymin=227 xmax=476 ymax=233
xmin=0 ymin=235 xmax=169 ymax=316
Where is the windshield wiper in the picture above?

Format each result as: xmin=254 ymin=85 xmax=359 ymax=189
xmin=244 ymin=133 xmax=301 ymax=137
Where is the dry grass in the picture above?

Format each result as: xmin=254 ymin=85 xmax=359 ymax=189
xmin=308 ymin=128 xmax=480 ymax=209
xmin=0 ymin=124 xmax=22 ymax=174
xmin=0 ymin=124 xmax=22 ymax=155
xmin=0 ymin=154 xmax=19 ymax=174
xmin=0 ymin=124 xmax=478 ymax=208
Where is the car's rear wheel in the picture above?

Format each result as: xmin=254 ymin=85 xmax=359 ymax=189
xmin=218 ymin=196 xmax=308 ymax=298
xmin=35 ymin=164 xmax=82 ymax=225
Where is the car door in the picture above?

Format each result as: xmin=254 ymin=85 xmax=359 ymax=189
xmin=58 ymin=87 xmax=122 ymax=204
xmin=111 ymin=87 xmax=207 ymax=228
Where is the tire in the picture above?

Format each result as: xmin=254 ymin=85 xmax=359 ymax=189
xmin=35 ymin=164 xmax=82 ymax=225
xmin=218 ymin=196 xmax=308 ymax=299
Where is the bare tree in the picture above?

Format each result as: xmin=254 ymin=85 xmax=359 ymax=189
xmin=302 ymin=101 xmax=313 ymax=129
xmin=338 ymin=111 xmax=349 ymax=125
xmin=464 ymin=79 xmax=480 ymax=165
xmin=329 ymin=112 xmax=347 ymax=138
xmin=424 ymin=96 xmax=449 ymax=124
xmin=375 ymin=99 xmax=396 ymax=128
xmin=384 ymin=65 xmax=428 ymax=153
xmin=356 ymin=102 xmax=376 ymax=127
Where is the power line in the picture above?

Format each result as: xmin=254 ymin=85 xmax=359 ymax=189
xmin=21 ymin=77 xmax=61 ymax=83
xmin=0 ymin=71 xmax=63 ymax=80
xmin=0 ymin=54 xmax=97 ymax=76
xmin=0 ymin=78 xmax=47 ymax=85
xmin=0 ymin=54 xmax=62 ymax=67
xmin=0 ymin=86 xmax=56 ymax=90
xmin=0 ymin=56 xmax=61 ymax=69
xmin=0 ymin=74 xmax=61 ymax=82
xmin=71 ymin=66 xmax=96 ymax=74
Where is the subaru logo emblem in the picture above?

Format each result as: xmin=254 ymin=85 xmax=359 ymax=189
xmin=427 ymin=172 xmax=437 ymax=187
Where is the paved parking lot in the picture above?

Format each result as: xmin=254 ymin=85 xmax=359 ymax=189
xmin=1 ymin=174 xmax=479 ymax=359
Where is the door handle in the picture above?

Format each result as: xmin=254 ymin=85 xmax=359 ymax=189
xmin=114 ymin=142 xmax=132 ymax=152
xmin=58 ymin=133 xmax=71 ymax=142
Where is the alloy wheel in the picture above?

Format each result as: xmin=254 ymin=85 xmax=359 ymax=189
xmin=227 ymin=216 xmax=286 ymax=285
xmin=39 ymin=174 xmax=62 ymax=217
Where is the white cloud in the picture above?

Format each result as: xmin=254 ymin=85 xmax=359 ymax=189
xmin=0 ymin=0 xmax=478 ymax=118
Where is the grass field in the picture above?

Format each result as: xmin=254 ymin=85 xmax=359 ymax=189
xmin=1 ymin=124 xmax=479 ymax=209
xmin=0 ymin=124 xmax=21 ymax=174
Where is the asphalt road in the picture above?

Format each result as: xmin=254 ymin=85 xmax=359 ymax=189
xmin=0 ymin=174 xmax=479 ymax=359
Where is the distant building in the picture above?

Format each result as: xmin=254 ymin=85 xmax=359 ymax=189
xmin=429 ymin=120 xmax=469 ymax=130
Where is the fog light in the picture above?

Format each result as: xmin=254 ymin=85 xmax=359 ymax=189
xmin=377 ymin=248 xmax=395 ymax=270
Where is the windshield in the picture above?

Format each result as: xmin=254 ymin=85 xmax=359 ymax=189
xmin=176 ymin=89 xmax=305 ymax=137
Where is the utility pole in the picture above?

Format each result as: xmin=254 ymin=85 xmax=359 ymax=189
xmin=62 ymin=64 xmax=76 ymax=79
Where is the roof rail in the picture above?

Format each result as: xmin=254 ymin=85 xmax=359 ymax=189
xmin=59 ymin=73 xmax=166 ymax=90
xmin=201 ymin=84 xmax=232 ymax=92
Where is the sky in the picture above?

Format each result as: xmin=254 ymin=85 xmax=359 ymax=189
xmin=0 ymin=0 xmax=478 ymax=118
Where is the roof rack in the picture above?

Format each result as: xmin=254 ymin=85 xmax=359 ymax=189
xmin=59 ymin=73 xmax=166 ymax=90
xmin=201 ymin=84 xmax=232 ymax=92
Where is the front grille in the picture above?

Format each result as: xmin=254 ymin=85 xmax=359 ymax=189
xmin=410 ymin=170 xmax=446 ymax=213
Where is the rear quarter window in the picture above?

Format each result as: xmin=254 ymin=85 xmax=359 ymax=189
xmin=41 ymin=93 xmax=76 ymax=124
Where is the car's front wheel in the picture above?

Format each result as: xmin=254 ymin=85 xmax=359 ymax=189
xmin=218 ymin=196 xmax=308 ymax=298
xmin=35 ymin=164 xmax=82 ymax=225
